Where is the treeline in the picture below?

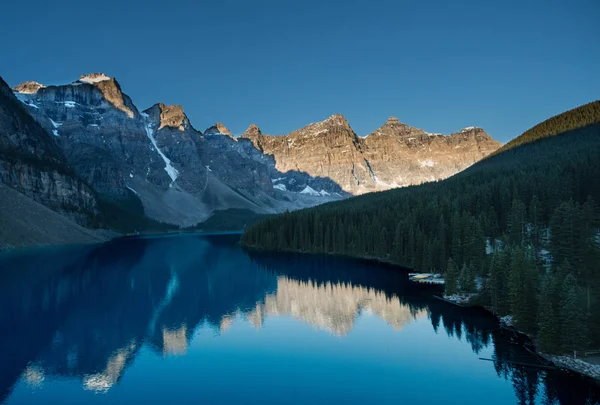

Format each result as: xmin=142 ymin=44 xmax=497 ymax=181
xmin=243 ymin=104 xmax=600 ymax=354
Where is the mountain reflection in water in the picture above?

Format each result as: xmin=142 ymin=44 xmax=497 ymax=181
xmin=0 ymin=234 xmax=598 ymax=405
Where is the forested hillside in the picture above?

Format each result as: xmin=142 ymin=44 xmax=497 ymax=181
xmin=242 ymin=102 xmax=600 ymax=354
xmin=494 ymin=100 xmax=600 ymax=154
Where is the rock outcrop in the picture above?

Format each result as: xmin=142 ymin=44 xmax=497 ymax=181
xmin=204 ymin=122 xmax=234 ymax=139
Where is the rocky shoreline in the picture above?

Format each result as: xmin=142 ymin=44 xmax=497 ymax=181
xmin=541 ymin=354 xmax=600 ymax=382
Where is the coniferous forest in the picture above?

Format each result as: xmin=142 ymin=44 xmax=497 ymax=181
xmin=242 ymin=101 xmax=600 ymax=354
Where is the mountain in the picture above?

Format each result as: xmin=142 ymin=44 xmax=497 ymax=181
xmin=241 ymin=114 xmax=501 ymax=194
xmin=10 ymin=73 xmax=346 ymax=229
xmin=242 ymin=101 xmax=600 ymax=355
xmin=4 ymin=71 xmax=500 ymax=240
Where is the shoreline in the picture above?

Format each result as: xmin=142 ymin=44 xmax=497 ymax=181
xmin=242 ymin=242 xmax=600 ymax=383
xmin=0 ymin=229 xmax=244 ymax=254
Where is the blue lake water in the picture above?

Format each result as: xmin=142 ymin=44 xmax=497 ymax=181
xmin=0 ymin=233 xmax=598 ymax=404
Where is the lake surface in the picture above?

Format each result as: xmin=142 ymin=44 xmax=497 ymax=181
xmin=0 ymin=233 xmax=598 ymax=404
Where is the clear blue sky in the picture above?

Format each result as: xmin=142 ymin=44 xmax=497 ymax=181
xmin=1 ymin=0 xmax=598 ymax=142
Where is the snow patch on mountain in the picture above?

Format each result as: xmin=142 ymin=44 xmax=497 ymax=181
xmin=14 ymin=94 xmax=40 ymax=109
xmin=273 ymin=183 xmax=287 ymax=191
xmin=79 ymin=73 xmax=111 ymax=84
xmin=300 ymin=185 xmax=320 ymax=196
xmin=419 ymin=159 xmax=435 ymax=167
xmin=126 ymin=185 xmax=140 ymax=196
xmin=143 ymin=119 xmax=179 ymax=184
xmin=49 ymin=118 xmax=62 ymax=128
xmin=319 ymin=190 xmax=330 ymax=196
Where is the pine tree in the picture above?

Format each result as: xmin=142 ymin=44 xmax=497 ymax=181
xmin=489 ymin=252 xmax=509 ymax=315
xmin=445 ymin=258 xmax=459 ymax=296
xmin=459 ymin=263 xmax=476 ymax=293
xmin=537 ymin=274 xmax=559 ymax=352
xmin=560 ymin=274 xmax=588 ymax=353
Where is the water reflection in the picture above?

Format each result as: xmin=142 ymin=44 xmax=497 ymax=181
xmin=247 ymin=277 xmax=427 ymax=335
xmin=0 ymin=234 xmax=598 ymax=404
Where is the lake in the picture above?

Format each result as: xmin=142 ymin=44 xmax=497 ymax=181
xmin=0 ymin=233 xmax=598 ymax=404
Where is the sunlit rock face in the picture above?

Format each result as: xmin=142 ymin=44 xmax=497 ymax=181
xmin=362 ymin=121 xmax=501 ymax=190
xmin=241 ymin=116 xmax=501 ymax=195
xmin=246 ymin=277 xmax=426 ymax=336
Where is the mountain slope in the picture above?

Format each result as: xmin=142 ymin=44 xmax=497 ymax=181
xmin=242 ymin=101 xmax=600 ymax=353
xmin=494 ymin=100 xmax=600 ymax=155
xmin=0 ymin=183 xmax=108 ymax=249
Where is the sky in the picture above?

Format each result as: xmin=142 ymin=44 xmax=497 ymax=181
xmin=1 ymin=0 xmax=599 ymax=143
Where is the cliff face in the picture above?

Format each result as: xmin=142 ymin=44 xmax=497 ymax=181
xmin=0 ymin=77 xmax=99 ymax=226
xmin=362 ymin=120 xmax=501 ymax=191
xmin=241 ymin=115 xmax=370 ymax=193
xmin=242 ymin=115 xmax=502 ymax=194
xmin=12 ymin=75 xmax=148 ymax=199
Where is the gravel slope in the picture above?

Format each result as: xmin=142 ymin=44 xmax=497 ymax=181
xmin=0 ymin=184 xmax=111 ymax=250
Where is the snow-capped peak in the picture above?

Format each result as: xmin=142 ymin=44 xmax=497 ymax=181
xmin=13 ymin=81 xmax=46 ymax=94
xmin=461 ymin=126 xmax=477 ymax=132
xmin=78 ymin=73 xmax=112 ymax=84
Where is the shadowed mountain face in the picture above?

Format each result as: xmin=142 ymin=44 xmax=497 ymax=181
xmin=8 ymin=74 xmax=346 ymax=228
xmin=0 ymin=234 xmax=598 ymax=404
xmin=0 ymin=77 xmax=100 ymax=227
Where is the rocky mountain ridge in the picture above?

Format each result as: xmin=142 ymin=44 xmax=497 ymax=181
xmin=241 ymin=114 xmax=501 ymax=194
xmin=7 ymin=73 xmax=346 ymax=230
xmin=3 ymin=71 xmax=501 ymax=240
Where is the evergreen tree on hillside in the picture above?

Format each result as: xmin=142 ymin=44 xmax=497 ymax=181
xmin=560 ymin=274 xmax=589 ymax=353
xmin=537 ymin=274 xmax=559 ymax=352
xmin=508 ymin=247 xmax=538 ymax=332
xmin=445 ymin=258 xmax=459 ymax=296
xmin=489 ymin=251 xmax=510 ymax=315
xmin=459 ymin=263 xmax=476 ymax=293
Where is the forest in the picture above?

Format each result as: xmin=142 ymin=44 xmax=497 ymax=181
xmin=242 ymin=101 xmax=600 ymax=354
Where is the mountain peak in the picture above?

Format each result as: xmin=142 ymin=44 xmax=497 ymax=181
xmin=323 ymin=113 xmax=350 ymax=128
xmin=204 ymin=122 xmax=234 ymax=139
xmin=78 ymin=73 xmax=112 ymax=84
xmin=368 ymin=116 xmax=423 ymax=138
xmin=157 ymin=103 xmax=187 ymax=130
xmin=143 ymin=103 xmax=188 ymax=131
xmin=385 ymin=116 xmax=402 ymax=126
xmin=76 ymin=73 xmax=135 ymax=118
xmin=240 ymin=124 xmax=265 ymax=151
xmin=450 ymin=127 xmax=499 ymax=146
xmin=13 ymin=81 xmax=46 ymax=94
xmin=244 ymin=123 xmax=262 ymax=135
